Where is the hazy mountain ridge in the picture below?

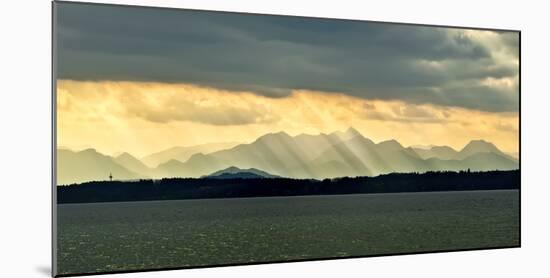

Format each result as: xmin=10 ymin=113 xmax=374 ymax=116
xmin=141 ymin=142 xmax=240 ymax=167
xmin=410 ymin=139 xmax=517 ymax=162
xmin=410 ymin=145 xmax=458 ymax=160
xmin=114 ymin=152 xmax=150 ymax=174
xmin=204 ymin=166 xmax=280 ymax=179
xmin=57 ymin=149 xmax=142 ymax=185
xmin=56 ymin=128 xmax=519 ymax=184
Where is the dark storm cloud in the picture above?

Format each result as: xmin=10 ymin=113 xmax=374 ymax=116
xmin=54 ymin=2 xmax=520 ymax=112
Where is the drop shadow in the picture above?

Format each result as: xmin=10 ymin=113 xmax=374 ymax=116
xmin=35 ymin=265 xmax=51 ymax=277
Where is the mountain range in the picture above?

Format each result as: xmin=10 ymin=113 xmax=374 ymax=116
xmin=56 ymin=128 xmax=519 ymax=185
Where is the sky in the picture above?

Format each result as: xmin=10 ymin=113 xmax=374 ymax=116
xmin=55 ymin=2 xmax=519 ymax=157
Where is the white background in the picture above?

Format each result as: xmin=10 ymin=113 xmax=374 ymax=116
xmin=1 ymin=0 xmax=549 ymax=277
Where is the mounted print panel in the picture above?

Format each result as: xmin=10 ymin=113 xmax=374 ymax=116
xmin=53 ymin=1 xmax=520 ymax=276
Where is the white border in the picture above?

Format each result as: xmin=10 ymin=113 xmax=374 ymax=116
xmin=2 ymin=0 xmax=550 ymax=277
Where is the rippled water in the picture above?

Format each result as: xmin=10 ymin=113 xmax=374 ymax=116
xmin=56 ymin=190 xmax=519 ymax=275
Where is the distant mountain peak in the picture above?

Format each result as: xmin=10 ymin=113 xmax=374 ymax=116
xmin=158 ymin=159 xmax=185 ymax=167
xmin=115 ymin=152 xmax=144 ymax=164
xmin=271 ymin=131 xmax=292 ymax=137
xmin=345 ymin=127 xmax=361 ymax=135
xmin=255 ymin=131 xmax=293 ymax=142
xmin=141 ymin=141 xmax=240 ymax=167
xmin=204 ymin=166 xmax=279 ymax=179
xmin=461 ymin=139 xmax=499 ymax=152
xmin=410 ymin=144 xmax=458 ymax=160
xmin=113 ymin=152 xmax=149 ymax=175
xmin=378 ymin=139 xmax=403 ymax=147
xmin=466 ymin=139 xmax=492 ymax=145
xmin=455 ymin=139 xmax=504 ymax=160
xmin=116 ymin=152 xmax=136 ymax=159
xmin=222 ymin=166 xmax=241 ymax=172
xmin=80 ymin=148 xmax=99 ymax=154
xmin=331 ymin=127 xmax=363 ymax=140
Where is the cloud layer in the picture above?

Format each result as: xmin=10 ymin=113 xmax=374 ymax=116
xmin=55 ymin=2 xmax=519 ymax=112
xmin=57 ymin=80 xmax=519 ymax=157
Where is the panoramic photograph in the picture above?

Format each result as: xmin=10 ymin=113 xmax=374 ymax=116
xmin=54 ymin=2 xmax=519 ymax=276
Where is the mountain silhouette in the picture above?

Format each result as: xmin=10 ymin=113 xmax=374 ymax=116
xmin=451 ymin=152 xmax=518 ymax=170
xmin=114 ymin=152 xmax=150 ymax=174
xmin=141 ymin=142 xmax=239 ymax=167
xmin=153 ymin=129 xmax=518 ymax=179
xmin=456 ymin=139 xmax=507 ymax=160
xmin=57 ymin=149 xmax=141 ymax=185
xmin=410 ymin=145 xmax=458 ymax=160
xmin=330 ymin=127 xmax=363 ymax=141
xmin=204 ymin=166 xmax=280 ymax=179
xmin=56 ymin=128 xmax=519 ymax=184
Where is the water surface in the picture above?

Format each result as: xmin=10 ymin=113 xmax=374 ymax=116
xmin=57 ymin=190 xmax=519 ymax=275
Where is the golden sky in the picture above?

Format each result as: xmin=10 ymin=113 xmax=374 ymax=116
xmin=57 ymin=79 xmax=519 ymax=157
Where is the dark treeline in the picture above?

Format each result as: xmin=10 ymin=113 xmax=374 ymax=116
xmin=57 ymin=170 xmax=520 ymax=204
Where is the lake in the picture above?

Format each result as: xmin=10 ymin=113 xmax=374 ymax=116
xmin=56 ymin=190 xmax=519 ymax=275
